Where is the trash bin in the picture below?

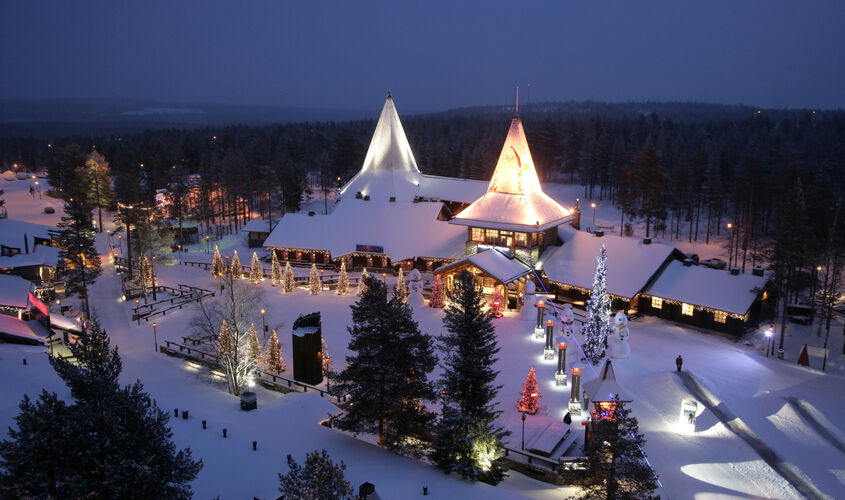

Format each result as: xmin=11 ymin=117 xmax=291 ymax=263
xmin=240 ymin=391 xmax=257 ymax=411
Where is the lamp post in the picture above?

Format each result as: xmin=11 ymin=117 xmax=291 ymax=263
xmin=152 ymin=322 xmax=158 ymax=353
xmin=535 ymin=299 xmax=545 ymax=338
xmin=520 ymin=411 xmax=527 ymax=450
xmin=591 ymin=202 xmax=596 ymax=226
xmin=556 ymin=342 xmax=568 ymax=386
xmin=544 ymin=318 xmax=555 ymax=359
xmin=324 ymin=358 xmax=331 ymax=391
xmin=260 ymin=309 xmax=267 ymax=337
xmin=764 ymin=328 xmax=773 ymax=358
xmin=727 ymin=223 xmax=735 ymax=269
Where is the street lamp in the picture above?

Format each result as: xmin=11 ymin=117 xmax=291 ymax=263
xmin=260 ymin=309 xmax=267 ymax=337
xmin=591 ymin=202 xmax=596 ymax=225
xmin=152 ymin=322 xmax=158 ymax=353
xmin=324 ymin=358 xmax=331 ymax=391
xmin=520 ymin=411 xmax=527 ymax=450
xmin=764 ymin=328 xmax=773 ymax=358
xmin=535 ymin=299 xmax=545 ymax=338
xmin=727 ymin=223 xmax=734 ymax=268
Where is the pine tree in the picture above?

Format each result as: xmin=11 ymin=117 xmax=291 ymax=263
xmin=246 ymin=323 xmax=261 ymax=369
xmin=394 ymin=267 xmax=407 ymax=303
xmin=249 ymin=252 xmax=263 ymax=285
xmin=76 ymin=150 xmax=113 ymax=233
xmin=333 ymin=276 xmax=437 ymax=457
xmin=278 ymin=449 xmax=354 ymax=500
xmin=265 ymin=330 xmax=285 ymax=373
xmin=429 ymin=274 xmax=445 ymax=307
xmin=357 ymin=268 xmax=369 ymax=296
xmin=50 ymin=318 xmax=121 ymax=405
xmin=57 ymin=195 xmax=102 ymax=319
xmin=579 ymin=397 xmax=659 ymax=500
xmin=211 ymin=245 xmax=226 ymax=278
xmin=271 ymin=251 xmax=282 ymax=286
xmin=517 ymin=366 xmax=541 ymax=414
xmin=229 ymin=250 xmax=242 ymax=279
xmin=583 ymin=244 xmax=612 ymax=365
xmin=283 ymin=261 xmax=296 ymax=293
xmin=309 ymin=264 xmax=322 ymax=295
xmin=336 ymin=261 xmax=349 ymax=295
xmin=139 ymin=255 xmax=153 ymax=288
xmin=217 ymin=320 xmax=237 ymax=392
xmin=432 ymin=271 xmax=508 ymax=484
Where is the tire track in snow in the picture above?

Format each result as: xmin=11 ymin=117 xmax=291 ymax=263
xmin=785 ymin=397 xmax=845 ymax=455
xmin=678 ymin=371 xmax=828 ymax=500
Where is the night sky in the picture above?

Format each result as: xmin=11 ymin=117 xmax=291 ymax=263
xmin=2 ymin=1 xmax=843 ymax=112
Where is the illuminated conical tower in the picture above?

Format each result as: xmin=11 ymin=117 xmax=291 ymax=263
xmin=450 ymin=115 xmax=571 ymax=261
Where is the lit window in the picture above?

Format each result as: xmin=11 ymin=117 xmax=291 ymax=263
xmin=651 ymin=297 xmax=663 ymax=309
xmin=485 ymin=229 xmax=499 ymax=244
xmin=682 ymin=303 xmax=694 ymax=316
xmin=471 ymin=228 xmax=483 ymax=242
xmin=515 ymin=232 xmax=527 ymax=247
xmin=714 ymin=311 xmax=727 ymax=323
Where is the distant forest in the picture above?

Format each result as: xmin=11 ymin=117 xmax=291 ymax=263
xmin=1 ymin=100 xmax=843 ymax=309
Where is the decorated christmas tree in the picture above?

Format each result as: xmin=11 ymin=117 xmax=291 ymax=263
xmin=271 ymin=251 xmax=282 ymax=286
xmin=583 ymin=244 xmax=612 ymax=365
xmin=429 ymin=274 xmax=445 ymax=307
xmin=265 ymin=329 xmax=285 ymax=373
xmin=321 ymin=337 xmax=331 ymax=377
xmin=139 ymin=255 xmax=153 ymax=288
xmin=357 ymin=268 xmax=369 ymax=296
xmin=309 ymin=264 xmax=322 ymax=295
xmin=229 ymin=251 xmax=242 ymax=280
xmin=283 ymin=261 xmax=295 ymax=293
xmin=217 ymin=320 xmax=234 ymax=361
xmin=246 ymin=323 xmax=261 ymax=366
xmin=489 ymin=287 xmax=504 ymax=318
xmin=249 ymin=252 xmax=263 ymax=285
xmin=394 ymin=267 xmax=407 ymax=303
xmin=517 ymin=366 xmax=541 ymax=414
xmin=336 ymin=261 xmax=349 ymax=296
xmin=211 ymin=245 xmax=226 ymax=278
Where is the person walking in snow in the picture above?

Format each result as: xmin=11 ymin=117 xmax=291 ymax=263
xmin=676 ymin=355 xmax=683 ymax=372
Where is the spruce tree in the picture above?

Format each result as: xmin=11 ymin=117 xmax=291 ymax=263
xmin=357 ymin=268 xmax=369 ymax=296
xmin=57 ymin=195 xmax=102 ymax=318
xmin=230 ymin=250 xmax=242 ymax=279
xmin=50 ymin=318 xmax=121 ymax=406
xmin=517 ymin=366 xmax=541 ymax=414
xmin=395 ymin=267 xmax=407 ymax=303
xmin=271 ymin=251 xmax=282 ymax=285
xmin=249 ymin=251 xmax=263 ymax=285
xmin=429 ymin=274 xmax=445 ymax=307
xmin=309 ymin=264 xmax=322 ymax=295
xmin=211 ymin=245 xmax=226 ymax=277
xmin=432 ymin=271 xmax=508 ymax=484
xmin=76 ymin=149 xmax=113 ymax=233
xmin=333 ymin=276 xmax=437 ymax=457
xmin=583 ymin=244 xmax=611 ymax=365
xmin=278 ymin=449 xmax=354 ymax=500
xmin=283 ymin=261 xmax=296 ymax=293
xmin=265 ymin=330 xmax=285 ymax=373
xmin=579 ymin=397 xmax=659 ymax=500
xmin=336 ymin=260 xmax=349 ymax=295
xmin=246 ymin=323 xmax=261 ymax=368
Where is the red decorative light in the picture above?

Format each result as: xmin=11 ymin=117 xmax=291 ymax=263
xmin=572 ymin=368 xmax=581 ymax=376
xmin=558 ymin=342 xmax=567 ymax=350
xmin=537 ymin=300 xmax=545 ymax=308
xmin=545 ymin=319 xmax=554 ymax=327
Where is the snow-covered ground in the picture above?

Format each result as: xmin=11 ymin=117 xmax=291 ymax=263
xmin=1 ymin=177 xmax=843 ymax=499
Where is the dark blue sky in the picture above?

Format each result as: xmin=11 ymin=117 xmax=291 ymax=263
xmin=2 ymin=1 xmax=843 ymax=112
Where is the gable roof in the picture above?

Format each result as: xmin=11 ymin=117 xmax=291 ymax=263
xmin=644 ymin=260 xmax=768 ymax=316
xmin=338 ymin=93 xmax=422 ymax=202
xmin=583 ymin=360 xmax=630 ymax=402
xmin=0 ymin=219 xmax=55 ymax=250
xmin=434 ymin=248 xmax=533 ymax=285
xmin=451 ymin=116 xmax=571 ymax=231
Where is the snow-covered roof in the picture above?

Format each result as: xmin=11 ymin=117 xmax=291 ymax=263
xmin=417 ymin=174 xmax=488 ymax=204
xmin=451 ymin=116 xmax=572 ymax=231
xmin=583 ymin=360 xmax=630 ymax=402
xmin=0 ymin=315 xmax=46 ymax=345
xmin=0 ymin=244 xmax=61 ymax=270
xmin=338 ymin=93 xmax=423 ymax=202
xmin=242 ymin=219 xmax=277 ymax=233
xmin=645 ymin=260 xmax=768 ymax=316
xmin=434 ymin=248 xmax=533 ymax=284
xmin=540 ymin=228 xmax=679 ymax=300
xmin=0 ymin=274 xmax=32 ymax=308
xmin=0 ymin=218 xmax=55 ymax=249
xmin=264 ymin=199 xmax=466 ymax=262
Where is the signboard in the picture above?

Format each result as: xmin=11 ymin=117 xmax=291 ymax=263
xmin=28 ymin=292 xmax=49 ymax=317
xmin=355 ymin=244 xmax=384 ymax=253
xmin=806 ymin=346 xmax=828 ymax=357
xmin=678 ymin=399 xmax=698 ymax=435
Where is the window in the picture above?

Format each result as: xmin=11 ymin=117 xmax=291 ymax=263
xmin=515 ymin=232 xmax=527 ymax=247
xmin=499 ymin=230 xmax=513 ymax=247
xmin=485 ymin=229 xmax=499 ymax=244
xmin=471 ymin=227 xmax=483 ymax=242
xmin=682 ymin=303 xmax=694 ymax=316
xmin=651 ymin=297 xmax=663 ymax=309
xmin=714 ymin=310 xmax=727 ymax=323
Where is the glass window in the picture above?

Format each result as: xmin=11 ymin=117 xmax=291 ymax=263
xmin=531 ymin=232 xmax=538 ymax=246
xmin=471 ymin=227 xmax=483 ymax=242
xmin=515 ymin=232 xmax=527 ymax=247
xmin=714 ymin=311 xmax=727 ymax=323
xmin=682 ymin=303 xmax=694 ymax=316
xmin=651 ymin=297 xmax=663 ymax=309
xmin=485 ymin=229 xmax=499 ymax=244
xmin=499 ymin=230 xmax=513 ymax=247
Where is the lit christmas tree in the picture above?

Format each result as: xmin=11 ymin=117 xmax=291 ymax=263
xmin=336 ymin=261 xmax=349 ymax=296
xmin=246 ymin=323 xmax=261 ymax=366
xmin=583 ymin=244 xmax=612 ymax=365
xmin=321 ymin=337 xmax=331 ymax=377
xmin=517 ymin=366 xmax=541 ymax=414
xmin=283 ymin=261 xmax=295 ymax=293
xmin=265 ymin=329 xmax=286 ymax=373
xmin=211 ymin=245 xmax=226 ymax=278
xmin=249 ymin=252 xmax=263 ymax=285
xmin=217 ymin=320 xmax=234 ymax=364
xmin=489 ymin=287 xmax=504 ymax=318
xmin=357 ymin=268 xmax=369 ymax=296
xmin=271 ymin=251 xmax=282 ymax=286
xmin=429 ymin=274 xmax=444 ymax=307
xmin=394 ymin=267 xmax=407 ymax=303
xmin=139 ymin=255 xmax=153 ymax=288
xmin=229 ymin=251 xmax=242 ymax=280
xmin=309 ymin=264 xmax=322 ymax=295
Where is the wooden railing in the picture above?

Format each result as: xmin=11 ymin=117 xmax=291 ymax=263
xmin=131 ymin=284 xmax=216 ymax=323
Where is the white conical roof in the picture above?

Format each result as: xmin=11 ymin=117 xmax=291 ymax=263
xmin=339 ymin=93 xmax=422 ymax=202
xmin=451 ymin=116 xmax=571 ymax=231
xmin=583 ymin=360 xmax=630 ymax=402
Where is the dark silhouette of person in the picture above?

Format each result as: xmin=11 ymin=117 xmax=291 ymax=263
xmin=676 ymin=355 xmax=683 ymax=372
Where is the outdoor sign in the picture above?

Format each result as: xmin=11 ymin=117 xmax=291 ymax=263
xmin=28 ymin=292 xmax=49 ymax=317
xmin=678 ymin=398 xmax=698 ymax=434
xmin=355 ymin=244 xmax=384 ymax=253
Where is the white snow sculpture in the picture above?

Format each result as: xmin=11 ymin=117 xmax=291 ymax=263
xmin=522 ymin=281 xmax=537 ymax=321
xmin=560 ymin=304 xmax=574 ymax=329
xmin=407 ymin=268 xmax=425 ymax=308
xmin=609 ymin=311 xmax=631 ymax=359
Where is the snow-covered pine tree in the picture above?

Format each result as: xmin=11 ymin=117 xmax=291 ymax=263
xmin=283 ymin=261 xmax=295 ymax=293
xmin=139 ymin=255 xmax=153 ymax=288
xmin=394 ymin=267 xmax=407 ymax=303
xmin=333 ymin=276 xmax=437 ymax=457
xmin=579 ymin=397 xmax=659 ymax=500
xmin=229 ymin=251 xmax=242 ymax=280
xmin=429 ymin=274 xmax=445 ymax=307
xmin=582 ymin=244 xmax=612 ymax=365
xmin=217 ymin=320 xmax=236 ymax=391
xmin=517 ymin=366 xmax=541 ymax=414
xmin=211 ymin=245 xmax=226 ymax=277
xmin=357 ymin=268 xmax=369 ymax=296
xmin=246 ymin=323 xmax=261 ymax=369
xmin=249 ymin=252 xmax=263 ymax=285
xmin=278 ymin=449 xmax=354 ymax=500
xmin=270 ymin=252 xmax=282 ymax=286
xmin=265 ymin=329 xmax=285 ymax=373
xmin=309 ymin=264 xmax=322 ymax=295
xmin=336 ymin=261 xmax=349 ymax=295
xmin=431 ymin=270 xmax=508 ymax=484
